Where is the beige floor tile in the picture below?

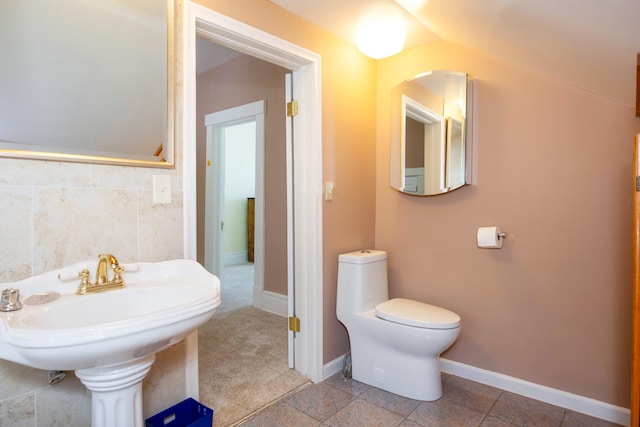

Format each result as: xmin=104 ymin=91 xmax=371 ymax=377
xmin=479 ymin=415 xmax=519 ymax=426
xmin=488 ymin=391 xmax=564 ymax=427
xmin=561 ymin=410 xmax=622 ymax=427
xmin=442 ymin=375 xmax=502 ymax=413
xmin=324 ymin=399 xmax=405 ymax=427
xmin=359 ymin=386 xmax=421 ymax=417
xmin=323 ymin=372 xmax=371 ymax=397
xmin=239 ymin=401 xmax=320 ymax=427
xmin=284 ymin=383 xmax=355 ymax=421
xmin=407 ymin=397 xmax=487 ymax=427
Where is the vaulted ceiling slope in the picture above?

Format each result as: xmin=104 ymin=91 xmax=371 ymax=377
xmin=269 ymin=0 xmax=640 ymax=107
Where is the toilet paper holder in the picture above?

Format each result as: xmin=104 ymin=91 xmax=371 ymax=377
xmin=477 ymin=226 xmax=507 ymax=248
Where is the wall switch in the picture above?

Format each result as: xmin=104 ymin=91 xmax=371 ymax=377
xmin=324 ymin=181 xmax=334 ymax=201
xmin=153 ymin=175 xmax=171 ymax=204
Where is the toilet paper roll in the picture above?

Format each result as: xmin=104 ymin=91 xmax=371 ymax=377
xmin=477 ymin=226 xmax=503 ymax=249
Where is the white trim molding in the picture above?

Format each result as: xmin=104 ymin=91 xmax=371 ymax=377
xmin=323 ymin=354 xmax=346 ymax=380
xmin=255 ymin=290 xmax=288 ymax=317
xmin=322 ymin=355 xmax=630 ymax=426
xmin=440 ymin=358 xmax=630 ymax=426
xmin=223 ymin=252 xmax=249 ymax=266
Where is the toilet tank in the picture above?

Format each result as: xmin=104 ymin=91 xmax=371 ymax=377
xmin=337 ymin=250 xmax=389 ymax=319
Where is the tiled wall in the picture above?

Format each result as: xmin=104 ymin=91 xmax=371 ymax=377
xmin=0 ymin=157 xmax=187 ymax=425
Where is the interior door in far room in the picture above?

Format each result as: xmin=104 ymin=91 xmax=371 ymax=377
xmin=204 ymin=101 xmax=265 ymax=295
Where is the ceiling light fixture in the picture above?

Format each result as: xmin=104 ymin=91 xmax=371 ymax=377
xmin=356 ymin=16 xmax=406 ymax=59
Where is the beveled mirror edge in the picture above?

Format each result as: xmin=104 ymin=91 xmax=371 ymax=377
xmin=464 ymin=77 xmax=475 ymax=188
xmin=0 ymin=144 xmax=172 ymax=168
xmin=164 ymin=0 xmax=177 ymax=168
xmin=0 ymin=0 xmax=178 ymax=169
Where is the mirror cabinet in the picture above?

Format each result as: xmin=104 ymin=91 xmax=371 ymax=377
xmin=390 ymin=70 xmax=472 ymax=196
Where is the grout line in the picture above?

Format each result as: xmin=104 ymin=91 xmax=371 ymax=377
xmin=477 ymin=390 xmax=503 ymax=426
xmin=558 ymin=408 xmax=568 ymax=426
xmin=228 ymin=381 xmax=312 ymax=426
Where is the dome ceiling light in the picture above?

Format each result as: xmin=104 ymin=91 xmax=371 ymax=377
xmin=356 ymin=13 xmax=406 ymax=59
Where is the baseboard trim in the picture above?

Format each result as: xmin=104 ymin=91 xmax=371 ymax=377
xmin=323 ymin=355 xmax=344 ymax=381
xmin=224 ymin=252 xmax=248 ymax=266
xmin=440 ymin=358 xmax=630 ymax=426
xmin=321 ymin=355 xmax=629 ymax=426
xmin=257 ymin=290 xmax=287 ymax=317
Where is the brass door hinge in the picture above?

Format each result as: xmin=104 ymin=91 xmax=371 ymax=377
xmin=288 ymin=316 xmax=300 ymax=332
xmin=287 ymin=101 xmax=298 ymax=117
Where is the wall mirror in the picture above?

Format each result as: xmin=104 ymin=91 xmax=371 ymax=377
xmin=390 ymin=70 xmax=472 ymax=195
xmin=0 ymin=0 xmax=175 ymax=167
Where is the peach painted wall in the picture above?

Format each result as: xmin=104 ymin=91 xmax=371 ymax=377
xmin=376 ymin=40 xmax=640 ymax=407
xmin=193 ymin=0 xmax=378 ymax=361
xmin=196 ymin=54 xmax=289 ymax=295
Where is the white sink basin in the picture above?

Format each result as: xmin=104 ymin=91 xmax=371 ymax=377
xmin=0 ymin=259 xmax=221 ymax=370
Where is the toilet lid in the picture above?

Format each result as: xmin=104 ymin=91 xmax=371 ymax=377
xmin=375 ymin=298 xmax=461 ymax=329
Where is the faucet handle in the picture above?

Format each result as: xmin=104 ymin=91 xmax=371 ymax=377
xmin=79 ymin=269 xmax=91 ymax=281
xmin=112 ymin=265 xmax=124 ymax=284
xmin=0 ymin=288 xmax=23 ymax=312
xmin=76 ymin=269 xmax=92 ymax=295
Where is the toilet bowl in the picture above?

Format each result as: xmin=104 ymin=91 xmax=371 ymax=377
xmin=336 ymin=249 xmax=460 ymax=401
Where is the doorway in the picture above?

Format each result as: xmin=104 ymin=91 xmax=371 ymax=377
xmin=182 ymin=3 xmax=324 ymax=396
xmin=204 ymin=101 xmax=265 ymax=308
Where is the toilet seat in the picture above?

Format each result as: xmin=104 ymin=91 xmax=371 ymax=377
xmin=375 ymin=298 xmax=460 ymax=329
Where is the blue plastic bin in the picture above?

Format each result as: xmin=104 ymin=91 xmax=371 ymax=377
xmin=145 ymin=398 xmax=213 ymax=427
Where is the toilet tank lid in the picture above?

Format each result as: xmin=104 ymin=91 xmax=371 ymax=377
xmin=338 ymin=250 xmax=387 ymax=264
xmin=375 ymin=298 xmax=461 ymax=329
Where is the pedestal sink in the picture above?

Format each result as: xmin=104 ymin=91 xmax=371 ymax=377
xmin=0 ymin=259 xmax=221 ymax=427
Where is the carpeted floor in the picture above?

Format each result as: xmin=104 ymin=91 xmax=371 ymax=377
xmin=197 ymin=264 xmax=309 ymax=426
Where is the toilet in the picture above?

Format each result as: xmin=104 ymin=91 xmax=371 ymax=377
xmin=336 ymin=249 xmax=461 ymax=401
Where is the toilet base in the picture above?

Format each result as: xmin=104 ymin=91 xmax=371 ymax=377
xmin=345 ymin=313 xmax=460 ymax=401
xmin=351 ymin=349 xmax=444 ymax=401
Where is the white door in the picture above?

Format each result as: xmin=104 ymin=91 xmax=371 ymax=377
xmin=285 ymin=73 xmax=295 ymax=368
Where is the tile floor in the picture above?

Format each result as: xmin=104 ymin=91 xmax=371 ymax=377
xmin=208 ymin=264 xmax=621 ymax=427
xmin=236 ymin=372 xmax=622 ymax=427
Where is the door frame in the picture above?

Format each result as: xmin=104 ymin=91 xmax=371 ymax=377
xmin=204 ymin=101 xmax=265 ymax=301
xmin=182 ymin=1 xmax=324 ymax=396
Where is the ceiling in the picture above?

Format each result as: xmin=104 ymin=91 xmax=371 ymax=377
xmin=269 ymin=0 xmax=640 ymax=107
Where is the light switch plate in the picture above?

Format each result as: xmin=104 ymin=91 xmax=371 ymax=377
xmin=324 ymin=181 xmax=334 ymax=201
xmin=153 ymin=175 xmax=171 ymax=204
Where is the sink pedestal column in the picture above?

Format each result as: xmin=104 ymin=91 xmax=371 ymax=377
xmin=76 ymin=355 xmax=156 ymax=427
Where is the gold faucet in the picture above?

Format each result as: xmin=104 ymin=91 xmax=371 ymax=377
xmin=76 ymin=254 xmax=126 ymax=295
